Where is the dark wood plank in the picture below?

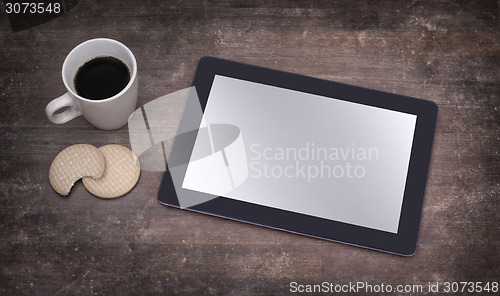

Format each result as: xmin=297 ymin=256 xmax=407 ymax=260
xmin=1 ymin=0 xmax=499 ymax=294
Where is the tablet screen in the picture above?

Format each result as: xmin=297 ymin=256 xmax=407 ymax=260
xmin=182 ymin=75 xmax=417 ymax=234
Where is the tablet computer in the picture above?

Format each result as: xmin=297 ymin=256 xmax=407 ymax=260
xmin=158 ymin=57 xmax=437 ymax=256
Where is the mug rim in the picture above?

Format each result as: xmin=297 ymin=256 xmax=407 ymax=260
xmin=62 ymin=38 xmax=138 ymax=103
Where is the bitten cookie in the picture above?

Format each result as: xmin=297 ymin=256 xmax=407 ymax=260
xmin=82 ymin=144 xmax=140 ymax=199
xmin=49 ymin=144 xmax=105 ymax=196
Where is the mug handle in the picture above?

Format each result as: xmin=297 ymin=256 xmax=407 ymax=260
xmin=45 ymin=92 xmax=82 ymax=124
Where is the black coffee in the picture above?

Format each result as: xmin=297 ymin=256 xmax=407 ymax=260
xmin=74 ymin=56 xmax=130 ymax=100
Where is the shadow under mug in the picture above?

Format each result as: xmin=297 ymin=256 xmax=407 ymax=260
xmin=45 ymin=38 xmax=138 ymax=130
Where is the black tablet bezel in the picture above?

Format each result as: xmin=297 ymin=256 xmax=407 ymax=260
xmin=158 ymin=57 xmax=437 ymax=256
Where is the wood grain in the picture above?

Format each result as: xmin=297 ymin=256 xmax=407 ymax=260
xmin=1 ymin=0 xmax=499 ymax=294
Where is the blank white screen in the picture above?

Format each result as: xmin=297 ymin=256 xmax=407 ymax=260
xmin=183 ymin=75 xmax=416 ymax=233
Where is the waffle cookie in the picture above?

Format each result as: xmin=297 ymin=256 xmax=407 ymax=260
xmin=49 ymin=144 xmax=105 ymax=196
xmin=82 ymin=144 xmax=140 ymax=199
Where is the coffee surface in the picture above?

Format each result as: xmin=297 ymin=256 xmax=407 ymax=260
xmin=74 ymin=56 xmax=130 ymax=100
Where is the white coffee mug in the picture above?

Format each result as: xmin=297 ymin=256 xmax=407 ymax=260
xmin=45 ymin=38 xmax=138 ymax=130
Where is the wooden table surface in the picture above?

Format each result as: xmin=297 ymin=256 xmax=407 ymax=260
xmin=1 ymin=1 xmax=499 ymax=295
